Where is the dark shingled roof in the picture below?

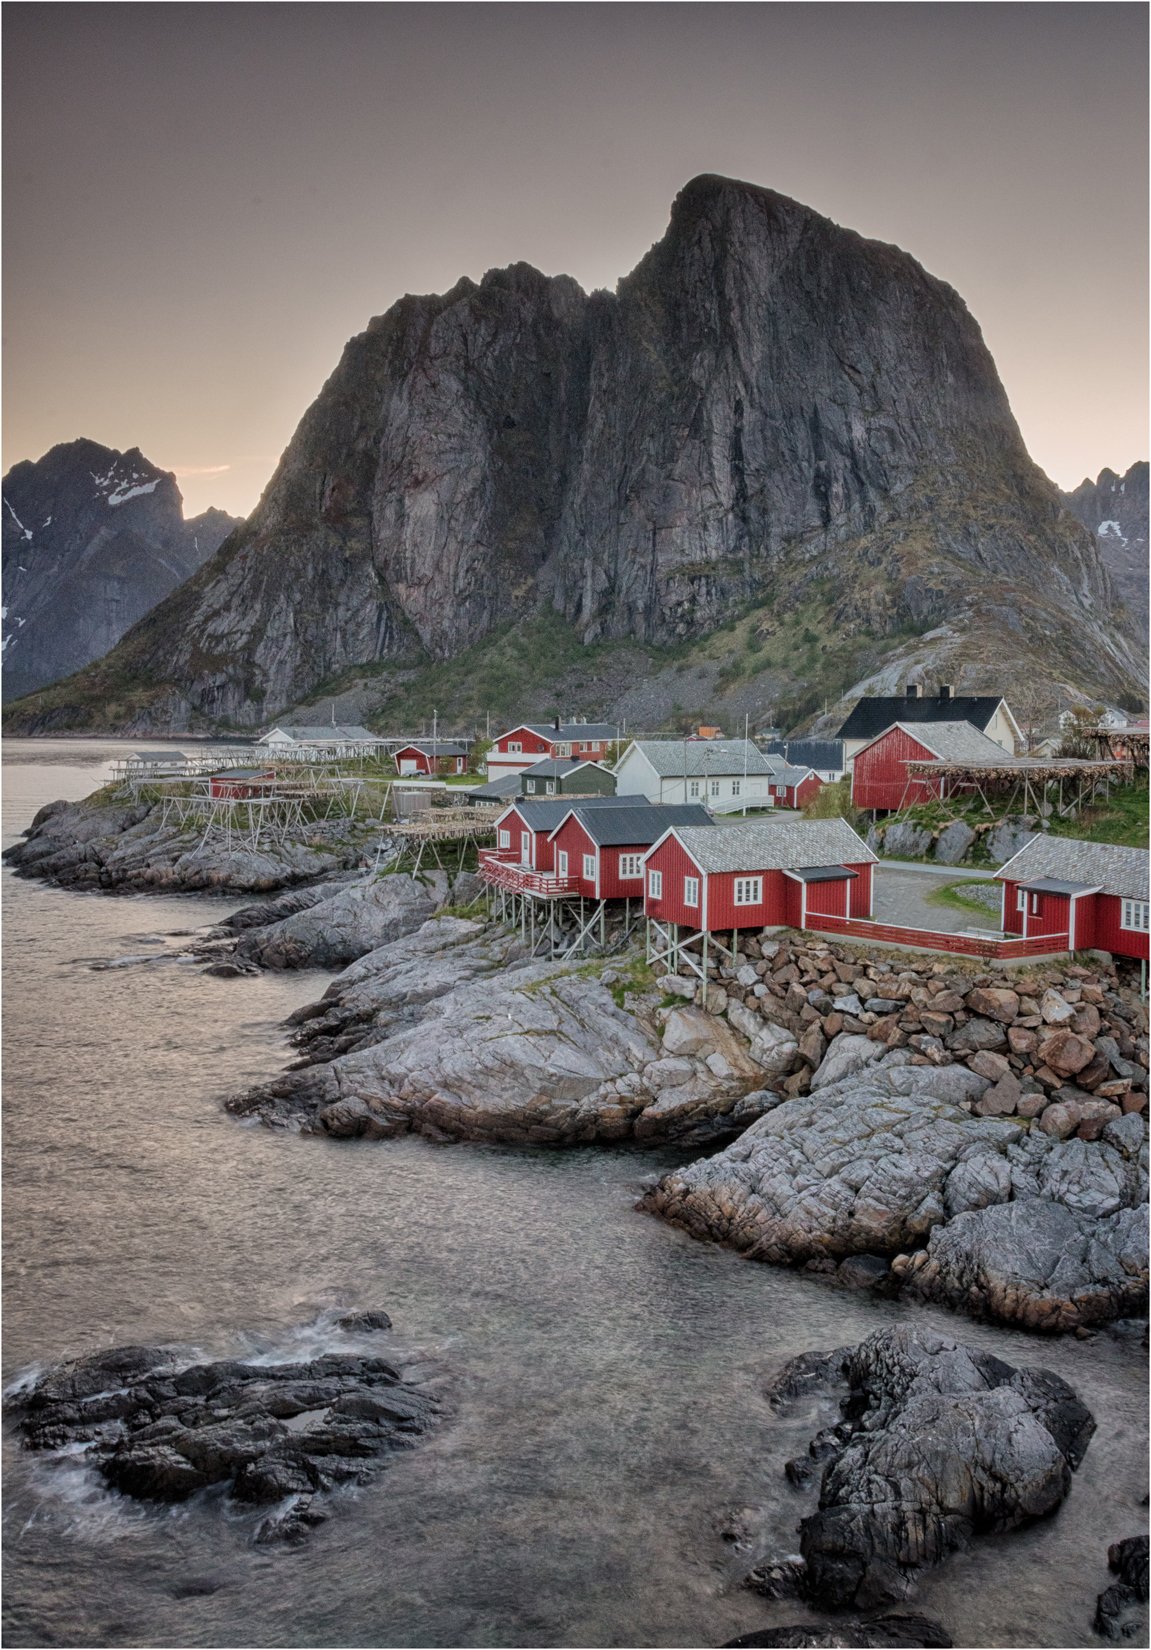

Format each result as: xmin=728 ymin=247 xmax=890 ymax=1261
xmin=497 ymin=795 xmax=638 ymax=831
xmin=836 ymin=696 xmax=1006 ymax=741
xmin=765 ymin=739 xmax=844 ymax=770
xmin=520 ymin=757 xmax=608 ymax=778
xmin=558 ymin=803 xmax=715 ymax=846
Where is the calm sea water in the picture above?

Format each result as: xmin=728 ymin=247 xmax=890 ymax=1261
xmin=2 ymin=740 xmax=1147 ymax=1650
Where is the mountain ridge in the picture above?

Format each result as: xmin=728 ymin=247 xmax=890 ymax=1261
xmin=3 ymin=174 xmax=1143 ymax=735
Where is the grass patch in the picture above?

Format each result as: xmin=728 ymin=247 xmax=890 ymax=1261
xmin=925 ymin=880 xmax=1002 ymax=921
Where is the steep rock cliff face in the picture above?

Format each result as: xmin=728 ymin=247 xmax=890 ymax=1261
xmin=1060 ymin=462 xmax=1148 ymax=642
xmin=5 ymin=176 xmax=1141 ymax=732
xmin=2 ymin=440 xmax=238 ymax=698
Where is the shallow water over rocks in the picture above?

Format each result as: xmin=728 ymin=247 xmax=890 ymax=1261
xmin=2 ymin=742 xmax=1147 ymax=1649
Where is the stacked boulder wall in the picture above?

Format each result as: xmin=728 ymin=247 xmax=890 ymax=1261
xmin=227 ymin=966 xmax=784 ymax=1145
xmin=640 ymin=1060 xmax=1148 ymax=1329
xmin=8 ymin=173 xmax=1140 ymax=735
xmin=760 ymin=1325 xmax=1094 ymax=1612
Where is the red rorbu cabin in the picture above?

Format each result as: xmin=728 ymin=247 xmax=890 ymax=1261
xmin=486 ymin=721 xmax=618 ymax=781
xmin=209 ymin=767 xmax=275 ymax=799
xmin=643 ymin=818 xmax=876 ymax=933
xmin=548 ymin=804 xmax=713 ymax=899
xmin=850 ymin=721 xmax=1012 ymax=814
xmin=995 ymin=837 xmax=1149 ymax=961
xmin=394 ymin=742 xmax=467 ymax=776
xmin=767 ymin=765 xmax=823 ymax=810
xmin=491 ymin=795 xmax=636 ymax=874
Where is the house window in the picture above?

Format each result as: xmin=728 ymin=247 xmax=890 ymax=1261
xmin=526 ymin=780 xmax=536 ymax=792
xmin=499 ymin=830 xmax=511 ymax=848
xmin=579 ymin=742 xmax=588 ymax=752
xmin=583 ymin=854 xmax=596 ymax=881
xmin=689 ymin=780 xmax=700 ymax=799
xmin=648 ymin=870 xmax=663 ymax=899
xmin=556 ymin=743 xmax=572 ymax=757
xmin=1030 ymin=893 xmax=1040 ymax=915
xmin=732 ymin=780 xmax=740 ymax=796
xmin=710 ymin=780 xmax=720 ymax=797
xmin=546 ymin=781 xmax=555 ymax=794
xmin=557 ymin=851 xmax=568 ymax=878
xmin=1121 ymin=899 xmax=1150 ymax=932
xmin=508 ymin=742 xmax=522 ymax=754
xmin=619 ymin=853 xmax=642 ymax=878
xmin=1016 ymin=889 xmax=1026 ymax=912
xmin=734 ymin=876 xmax=763 ymax=906
xmin=590 ymin=742 xmax=600 ymax=752
xmin=684 ymin=876 xmax=699 ymax=907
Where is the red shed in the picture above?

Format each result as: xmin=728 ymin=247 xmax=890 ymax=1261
xmin=548 ymin=804 xmax=713 ymax=899
xmin=643 ymin=817 xmax=876 ymax=932
xmin=995 ymin=836 xmax=1149 ymax=960
xmin=851 ymin=720 xmax=1012 ymax=814
xmin=491 ymin=795 xmax=637 ymax=874
xmin=394 ymin=742 xmax=467 ymax=776
xmin=767 ymin=764 xmax=824 ymax=810
xmin=209 ymin=767 xmax=275 ymax=799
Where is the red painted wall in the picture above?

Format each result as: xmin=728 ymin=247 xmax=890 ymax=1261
xmin=210 ymin=770 xmax=274 ymax=798
xmin=498 ymin=803 xmax=557 ymax=872
xmin=1093 ymin=892 xmax=1150 ymax=960
xmin=783 ymin=874 xmax=803 ymax=928
xmin=706 ymin=867 xmax=789 ymax=930
xmin=999 ymin=881 xmax=1070 ymax=940
xmin=784 ymin=773 xmax=823 ymax=809
xmin=551 ymin=815 xmax=598 ymax=893
xmin=495 ymin=728 xmax=552 ymax=758
xmin=643 ymin=834 xmax=706 ymax=926
xmin=850 ymin=862 xmax=873 ymax=918
xmin=805 ymin=877 xmax=850 ymax=918
xmin=851 ymin=727 xmax=941 ymax=813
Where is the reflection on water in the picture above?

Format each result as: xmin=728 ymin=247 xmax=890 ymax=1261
xmin=3 ymin=742 xmax=1147 ymax=1649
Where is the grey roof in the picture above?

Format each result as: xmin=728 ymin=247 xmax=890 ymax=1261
xmin=879 ymin=721 xmax=1012 ymax=763
xmin=995 ymin=836 xmax=1149 ymax=900
xmin=662 ymin=817 xmax=877 ymax=874
xmin=555 ymin=804 xmax=714 ymax=847
xmin=766 ymin=739 xmax=845 ymax=771
xmin=213 ymin=767 xmax=273 ymax=779
xmin=496 ymin=795 xmax=639 ymax=831
xmin=623 ymin=739 xmax=777 ymax=778
xmin=837 ymin=696 xmax=1008 ymax=741
xmin=1019 ymin=878 xmax=1094 ymax=896
xmin=514 ymin=722 xmax=618 ymax=741
xmin=467 ymin=774 xmax=523 ymax=801
xmin=769 ymin=764 xmax=816 ymax=788
xmin=397 ymin=741 xmax=468 ymax=756
xmin=521 ymin=757 xmax=606 ymax=778
xmin=793 ymin=865 xmax=859 ymax=882
xmin=265 ymin=724 xmax=384 ymax=742
xmin=130 ymin=750 xmax=188 ymax=762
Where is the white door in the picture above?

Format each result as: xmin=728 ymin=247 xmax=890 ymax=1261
xmin=521 ymin=831 xmax=531 ymax=866
xmin=398 ymin=759 xmax=417 ymax=775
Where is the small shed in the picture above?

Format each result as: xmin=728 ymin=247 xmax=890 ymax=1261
xmin=394 ymin=742 xmax=468 ymax=776
xmin=995 ymin=837 xmax=1149 ymax=959
xmin=767 ymin=765 xmax=823 ymax=810
xmin=642 ymin=817 xmax=876 ymax=932
xmin=520 ymin=758 xmax=617 ymax=798
xmin=209 ymin=767 xmax=276 ymax=799
xmin=850 ymin=721 xmax=1012 ymax=813
xmin=548 ymin=803 xmax=713 ymax=898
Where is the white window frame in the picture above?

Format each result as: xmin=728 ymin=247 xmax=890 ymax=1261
xmin=1121 ymin=898 xmax=1150 ymax=932
xmin=582 ymin=853 xmax=596 ymax=882
xmin=579 ymin=741 xmax=588 ymax=752
xmin=684 ymin=876 xmax=699 ymax=907
xmin=689 ymin=780 xmax=700 ymax=799
xmin=498 ymin=829 xmax=511 ymax=849
xmin=1016 ymin=889 xmax=1026 ymax=912
xmin=734 ymin=876 xmax=763 ymax=906
xmin=507 ymin=741 xmax=522 ymax=754
xmin=557 ymin=850 xmax=568 ymax=878
xmin=648 ymin=869 xmax=663 ymax=899
xmin=731 ymin=779 xmax=740 ymax=796
xmin=526 ymin=779 xmax=536 ymax=792
xmin=618 ymin=853 xmax=643 ymax=879
xmin=556 ymin=742 xmax=572 ymax=757
xmin=710 ymin=779 xmax=720 ymax=797
xmin=545 ymin=780 xmax=555 ymax=794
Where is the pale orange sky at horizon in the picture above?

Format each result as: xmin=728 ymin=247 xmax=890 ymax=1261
xmin=4 ymin=2 xmax=1147 ymax=521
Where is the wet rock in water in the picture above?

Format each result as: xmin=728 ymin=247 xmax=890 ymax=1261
xmin=337 ymin=1310 xmax=393 ymax=1332
xmin=1095 ymin=1535 xmax=1150 ymax=1641
xmin=5 ymin=1331 xmax=441 ymax=1544
xmin=221 ymin=873 xmax=366 ymax=930
xmin=722 ymin=1616 xmax=952 ymax=1648
xmin=760 ymin=1325 xmax=1093 ymax=1613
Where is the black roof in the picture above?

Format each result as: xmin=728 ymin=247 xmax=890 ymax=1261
xmin=521 ymin=757 xmax=606 ymax=777
xmin=466 ymin=774 xmax=522 ymax=800
xmin=502 ymin=795 xmax=637 ymax=830
xmin=1018 ymin=877 xmax=1094 ymax=895
xmin=561 ymin=803 xmax=715 ymax=847
xmin=792 ymin=864 xmax=859 ymax=882
xmin=765 ymin=739 xmax=844 ymax=769
xmin=836 ymin=696 xmax=1004 ymax=741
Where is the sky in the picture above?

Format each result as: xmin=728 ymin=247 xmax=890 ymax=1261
xmin=3 ymin=2 xmax=1147 ymax=520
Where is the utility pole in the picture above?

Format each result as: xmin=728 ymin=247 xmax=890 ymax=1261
xmin=432 ymin=709 xmax=438 ymax=779
xmin=743 ymin=712 xmax=749 ymax=816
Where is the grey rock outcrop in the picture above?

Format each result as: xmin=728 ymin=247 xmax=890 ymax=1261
xmin=985 ymin=817 xmax=1040 ymax=865
xmin=1061 ymin=462 xmax=1149 ymax=642
xmin=933 ymin=822 xmax=976 ymax=865
xmin=640 ymin=1059 xmax=1148 ymax=1328
xmin=761 ymin=1325 xmax=1094 ymax=1612
xmin=2 ymin=439 xmax=238 ymax=697
xmin=5 ymin=1331 xmax=442 ymax=1545
xmin=1094 ymin=1535 xmax=1150 ymax=1642
xmin=233 ymin=874 xmax=443 ymax=969
xmin=8 ymin=174 xmax=1140 ymax=734
xmin=723 ymin=1618 xmax=952 ymax=1648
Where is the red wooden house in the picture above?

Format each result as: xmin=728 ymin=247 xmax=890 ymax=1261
xmin=767 ymin=764 xmax=823 ymax=810
xmin=851 ymin=721 xmax=1012 ymax=814
xmin=208 ymin=767 xmax=276 ymax=799
xmin=394 ymin=742 xmax=468 ymax=776
xmin=643 ymin=818 xmax=876 ymax=933
xmin=491 ymin=795 xmax=636 ymax=874
xmin=548 ymin=804 xmax=713 ymax=900
xmin=995 ymin=837 xmax=1149 ymax=960
xmin=486 ymin=720 xmax=617 ymax=781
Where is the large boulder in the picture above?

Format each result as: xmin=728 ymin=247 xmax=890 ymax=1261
xmin=881 ymin=823 xmax=932 ymax=860
xmin=640 ymin=1060 xmax=1148 ymax=1327
xmin=933 ymin=822 xmax=976 ymax=866
xmin=810 ymin=1033 xmax=884 ymax=1090
xmin=235 ymin=874 xmax=442 ymax=968
xmin=763 ymin=1325 xmax=1094 ymax=1612
xmin=986 ymin=819 xmax=1040 ymax=864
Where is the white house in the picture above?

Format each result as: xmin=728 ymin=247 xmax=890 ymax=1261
xmin=612 ymin=739 xmax=783 ymax=811
xmin=835 ymin=689 xmax=1022 ymax=763
xmin=257 ymin=724 xmax=392 ymax=758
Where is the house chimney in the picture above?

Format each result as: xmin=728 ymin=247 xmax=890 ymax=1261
xmin=554 ymin=716 xmax=560 ymax=731
xmin=905 ymin=684 xmax=919 ymax=699
xmin=939 ymin=684 xmax=953 ymax=699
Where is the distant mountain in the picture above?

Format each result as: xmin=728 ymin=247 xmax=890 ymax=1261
xmin=1060 ymin=462 xmax=1148 ymax=641
xmin=2 ymin=439 xmax=240 ymax=699
xmin=2 ymin=176 xmax=1144 ymax=735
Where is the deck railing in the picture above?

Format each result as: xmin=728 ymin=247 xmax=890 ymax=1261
xmin=479 ymin=853 xmax=576 ymax=897
xmin=800 ymin=912 xmax=1070 ymax=960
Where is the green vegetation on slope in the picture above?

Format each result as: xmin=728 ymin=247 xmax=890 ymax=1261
xmin=872 ymin=776 xmax=1149 ymax=859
